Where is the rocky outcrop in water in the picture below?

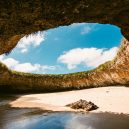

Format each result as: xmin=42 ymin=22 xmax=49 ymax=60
xmin=66 ymin=99 xmax=98 ymax=111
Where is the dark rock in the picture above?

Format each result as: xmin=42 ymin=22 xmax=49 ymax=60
xmin=0 ymin=0 xmax=129 ymax=54
xmin=66 ymin=99 xmax=98 ymax=111
xmin=1 ymin=1 xmax=129 ymax=93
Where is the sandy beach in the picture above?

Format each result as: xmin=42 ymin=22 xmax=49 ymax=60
xmin=10 ymin=86 xmax=129 ymax=114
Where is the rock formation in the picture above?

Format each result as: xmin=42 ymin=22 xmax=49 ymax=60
xmin=0 ymin=39 xmax=129 ymax=93
xmin=66 ymin=99 xmax=98 ymax=111
xmin=0 ymin=0 xmax=129 ymax=93
xmin=0 ymin=0 xmax=129 ymax=54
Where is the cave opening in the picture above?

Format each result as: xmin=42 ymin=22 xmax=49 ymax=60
xmin=0 ymin=23 xmax=123 ymax=74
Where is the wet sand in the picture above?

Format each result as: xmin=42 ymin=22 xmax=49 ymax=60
xmin=10 ymin=86 xmax=129 ymax=114
xmin=1 ymin=94 xmax=129 ymax=129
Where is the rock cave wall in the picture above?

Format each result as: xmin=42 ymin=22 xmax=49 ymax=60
xmin=0 ymin=0 xmax=129 ymax=92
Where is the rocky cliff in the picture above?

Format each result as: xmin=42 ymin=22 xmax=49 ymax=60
xmin=0 ymin=0 xmax=129 ymax=93
xmin=0 ymin=39 xmax=129 ymax=93
xmin=0 ymin=0 xmax=129 ymax=54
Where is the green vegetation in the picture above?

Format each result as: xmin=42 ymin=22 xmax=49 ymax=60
xmin=11 ymin=68 xmax=94 ymax=79
xmin=0 ymin=0 xmax=129 ymax=93
xmin=96 ymin=61 xmax=112 ymax=71
xmin=1 ymin=39 xmax=128 ymax=93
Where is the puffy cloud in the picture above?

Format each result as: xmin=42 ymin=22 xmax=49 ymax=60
xmin=13 ymin=63 xmax=55 ymax=73
xmin=1 ymin=58 xmax=19 ymax=68
xmin=80 ymin=24 xmax=97 ymax=35
xmin=16 ymin=32 xmax=45 ymax=53
xmin=80 ymin=26 xmax=92 ymax=35
xmin=0 ymin=55 xmax=56 ymax=73
xmin=70 ymin=23 xmax=97 ymax=35
xmin=58 ymin=47 xmax=118 ymax=70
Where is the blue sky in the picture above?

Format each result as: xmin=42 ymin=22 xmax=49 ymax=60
xmin=0 ymin=23 xmax=122 ymax=74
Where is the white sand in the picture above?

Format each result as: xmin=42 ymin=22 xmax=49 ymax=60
xmin=10 ymin=86 xmax=129 ymax=114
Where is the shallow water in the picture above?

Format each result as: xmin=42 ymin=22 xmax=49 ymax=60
xmin=0 ymin=95 xmax=129 ymax=129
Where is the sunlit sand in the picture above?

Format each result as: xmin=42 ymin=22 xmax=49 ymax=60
xmin=10 ymin=86 xmax=129 ymax=114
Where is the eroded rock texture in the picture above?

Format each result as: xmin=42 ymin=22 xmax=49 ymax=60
xmin=66 ymin=99 xmax=98 ymax=111
xmin=0 ymin=0 xmax=129 ymax=54
xmin=0 ymin=0 xmax=129 ymax=92
xmin=0 ymin=39 xmax=129 ymax=93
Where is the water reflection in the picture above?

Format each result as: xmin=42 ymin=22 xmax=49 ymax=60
xmin=0 ymin=95 xmax=129 ymax=129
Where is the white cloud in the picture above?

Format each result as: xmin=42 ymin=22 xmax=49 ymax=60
xmin=2 ymin=58 xmax=19 ymax=68
xmin=0 ymin=55 xmax=56 ymax=73
xmin=80 ymin=24 xmax=97 ymax=35
xmin=17 ymin=31 xmax=45 ymax=53
xmin=80 ymin=26 xmax=92 ymax=35
xmin=70 ymin=23 xmax=97 ymax=35
xmin=70 ymin=23 xmax=86 ymax=28
xmin=0 ymin=55 xmax=4 ymax=61
xmin=58 ymin=47 xmax=118 ymax=70
xmin=13 ymin=63 xmax=55 ymax=73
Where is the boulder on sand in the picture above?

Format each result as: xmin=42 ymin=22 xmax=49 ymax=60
xmin=66 ymin=99 xmax=98 ymax=111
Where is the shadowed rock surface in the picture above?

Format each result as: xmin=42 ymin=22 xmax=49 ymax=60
xmin=0 ymin=0 xmax=129 ymax=54
xmin=0 ymin=1 xmax=129 ymax=93
xmin=66 ymin=99 xmax=98 ymax=111
xmin=1 ymin=39 xmax=129 ymax=93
